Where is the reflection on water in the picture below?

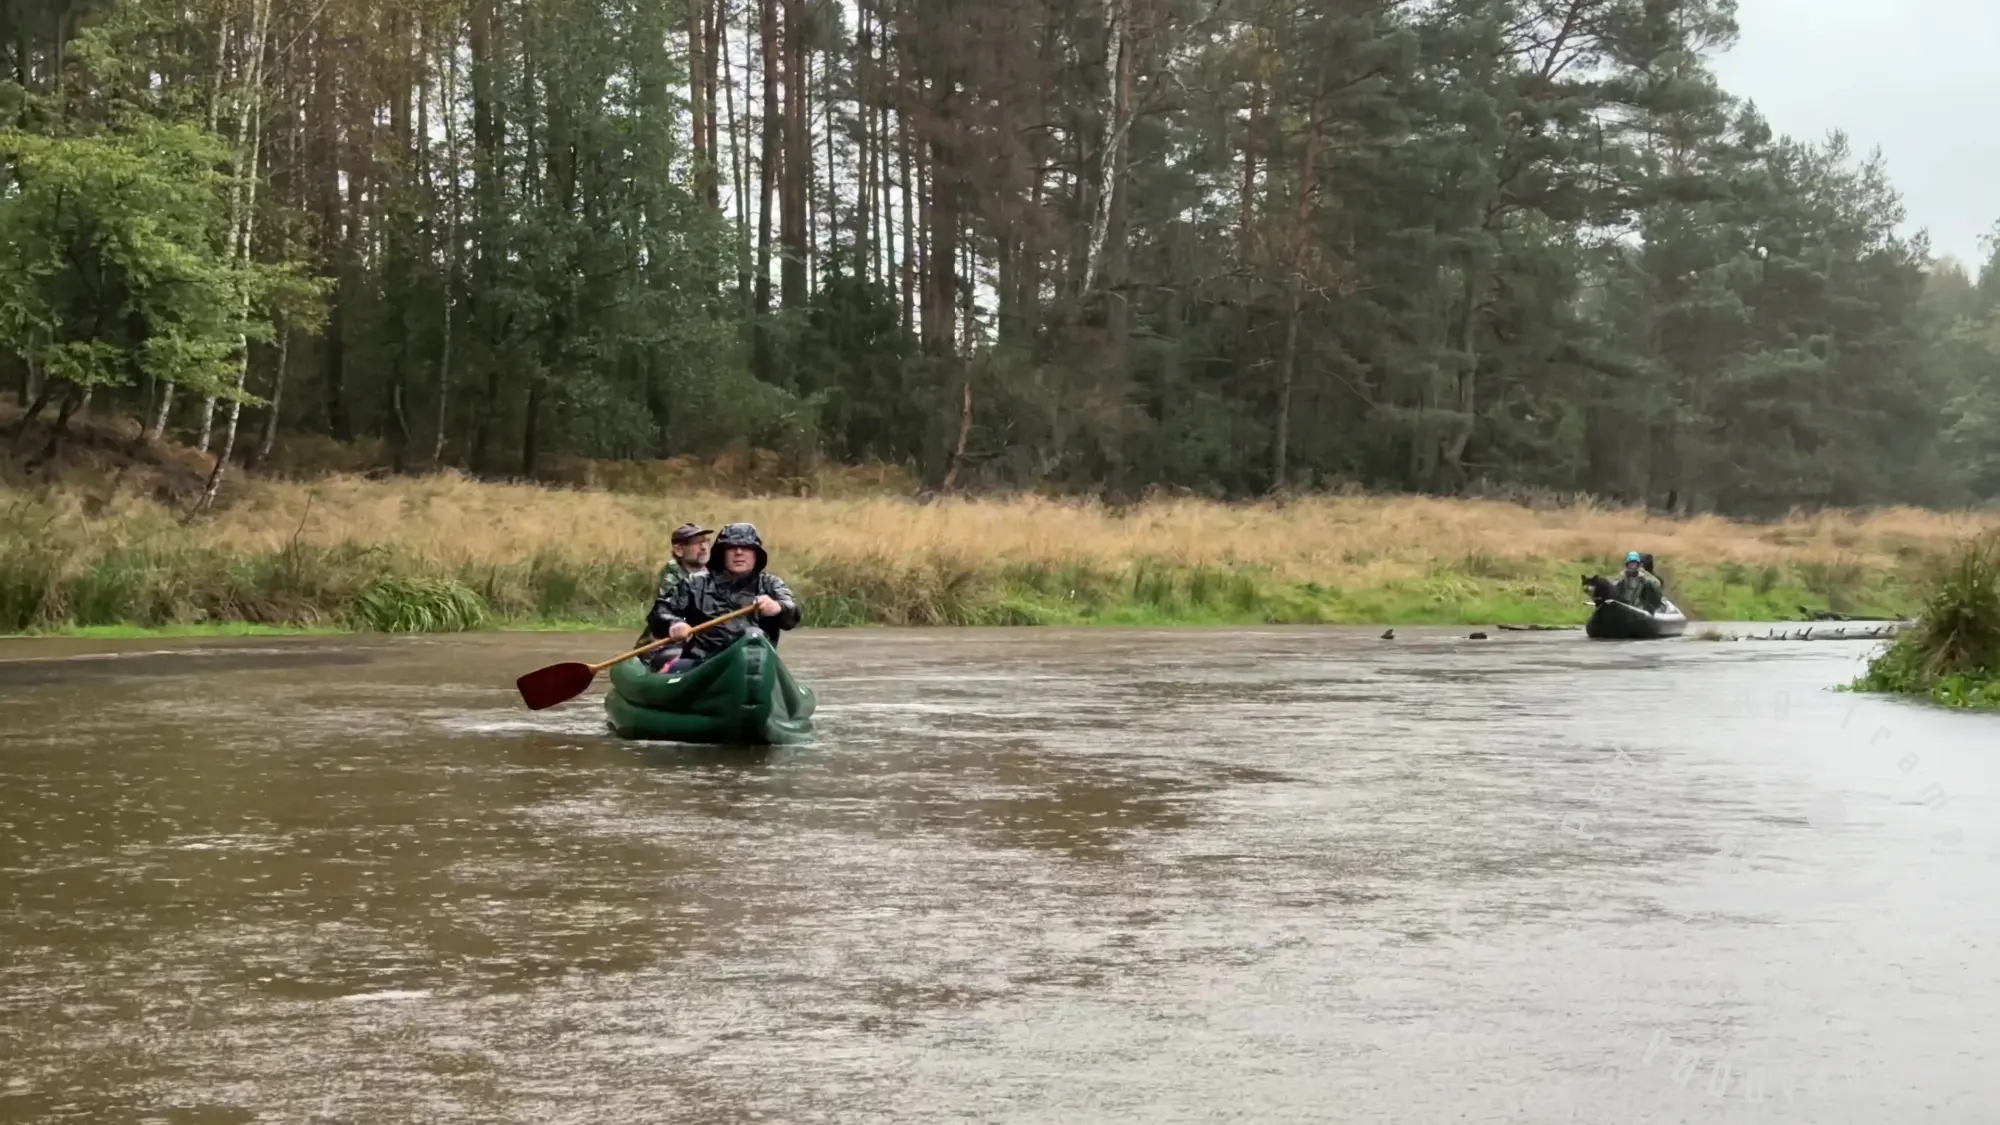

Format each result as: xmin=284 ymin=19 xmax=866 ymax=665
xmin=1 ymin=625 xmax=1995 ymax=1122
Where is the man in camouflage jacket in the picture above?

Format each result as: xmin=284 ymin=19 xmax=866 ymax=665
xmin=1614 ymin=550 xmax=1664 ymax=611
xmin=633 ymin=523 xmax=712 ymax=653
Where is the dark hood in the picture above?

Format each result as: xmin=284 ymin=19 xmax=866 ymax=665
xmin=713 ymin=522 xmax=768 ymax=578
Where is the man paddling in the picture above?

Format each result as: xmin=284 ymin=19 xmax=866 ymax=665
xmin=634 ymin=523 xmax=713 ymax=661
xmin=1614 ymin=550 xmax=1665 ymax=611
xmin=645 ymin=522 xmax=801 ymax=673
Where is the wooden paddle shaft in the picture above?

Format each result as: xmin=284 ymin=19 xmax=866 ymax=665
xmin=587 ymin=603 xmax=759 ymax=672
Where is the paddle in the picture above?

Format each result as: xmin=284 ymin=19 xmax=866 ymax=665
xmin=516 ymin=603 xmax=760 ymax=711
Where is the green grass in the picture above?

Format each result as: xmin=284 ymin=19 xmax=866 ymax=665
xmin=1847 ymin=534 xmax=2000 ymax=710
xmin=37 ymin=622 xmax=351 ymax=639
xmin=345 ymin=574 xmax=490 ymax=632
xmin=0 ymin=555 xmax=1928 ymax=640
xmin=10 ymin=617 xmax=650 ymax=641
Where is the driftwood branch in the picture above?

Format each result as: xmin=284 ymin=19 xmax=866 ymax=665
xmin=1698 ymin=622 xmax=1911 ymax=642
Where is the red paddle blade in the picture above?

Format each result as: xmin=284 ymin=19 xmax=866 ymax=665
xmin=516 ymin=662 xmax=596 ymax=710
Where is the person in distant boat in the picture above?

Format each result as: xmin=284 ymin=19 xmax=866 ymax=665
xmin=645 ymin=522 xmax=801 ymax=673
xmin=1614 ymin=550 xmax=1664 ymax=611
xmin=633 ymin=523 xmax=713 ymax=653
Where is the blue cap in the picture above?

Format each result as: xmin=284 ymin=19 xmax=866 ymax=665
xmin=1626 ymin=551 xmax=1642 ymax=562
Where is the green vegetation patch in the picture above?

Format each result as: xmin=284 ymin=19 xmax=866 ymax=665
xmin=1848 ymin=535 xmax=2000 ymax=710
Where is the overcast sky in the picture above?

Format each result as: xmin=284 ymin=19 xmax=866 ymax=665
xmin=1704 ymin=0 xmax=1998 ymax=271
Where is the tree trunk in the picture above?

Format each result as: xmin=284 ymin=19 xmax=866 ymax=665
xmin=1272 ymin=110 xmax=1321 ymax=494
xmin=196 ymin=390 xmax=215 ymax=452
xmin=14 ymin=376 xmax=55 ymax=449
xmin=804 ymin=52 xmax=816 ymax=271
xmin=28 ymin=382 xmax=83 ymax=468
xmin=468 ymin=0 xmax=502 ymax=472
xmin=521 ymin=376 xmax=544 ymax=477
xmin=757 ymin=0 xmax=777 ymax=310
xmin=688 ymin=0 xmax=711 ymax=203
xmin=884 ymin=51 xmax=900 ymax=294
xmin=1272 ymin=280 xmax=1301 ymax=492
xmin=941 ymin=377 xmax=973 ymax=491
xmin=168 ymin=6 xmax=237 ymax=447
xmin=996 ymin=225 xmax=1019 ymax=348
xmin=897 ymin=44 xmax=916 ymax=332
xmin=753 ymin=0 xmax=778 ymax=376
xmin=1102 ymin=0 xmax=1134 ymax=369
xmin=1441 ymin=261 xmax=1483 ymax=482
xmin=922 ymin=46 xmax=968 ymax=486
xmin=779 ymin=0 xmax=808 ymax=308
xmin=702 ymin=0 xmax=722 ymax=203
xmin=1081 ymin=0 xmax=1130 ymax=300
xmin=315 ymin=25 xmax=352 ymax=442
xmin=145 ymin=365 xmax=173 ymax=441
xmin=922 ymin=96 xmax=957 ymax=354
xmin=385 ymin=6 xmax=414 ymax=475
xmin=856 ymin=10 xmax=874 ymax=280
xmin=434 ymin=12 xmax=462 ymax=468
xmin=253 ymin=324 xmax=287 ymax=467
xmin=1241 ymin=62 xmax=1261 ymax=267
xmin=195 ymin=0 xmax=272 ymax=516
xmin=720 ymin=7 xmax=750 ymax=303
xmin=821 ymin=49 xmax=835 ymax=265
xmin=18 ymin=334 xmax=43 ymax=423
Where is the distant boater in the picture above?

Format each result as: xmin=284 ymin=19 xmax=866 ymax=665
xmin=1582 ymin=550 xmax=1685 ymax=639
xmin=1582 ymin=551 xmax=1664 ymax=609
xmin=1614 ymin=550 xmax=1664 ymax=610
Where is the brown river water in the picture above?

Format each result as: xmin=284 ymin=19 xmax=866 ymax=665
xmin=0 ymin=626 xmax=1994 ymax=1123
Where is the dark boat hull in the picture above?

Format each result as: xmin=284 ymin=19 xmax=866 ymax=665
xmin=603 ymin=631 xmax=816 ymax=744
xmin=1585 ymin=598 xmax=1688 ymax=640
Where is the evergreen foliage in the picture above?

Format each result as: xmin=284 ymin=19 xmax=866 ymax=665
xmin=1 ymin=0 xmax=1995 ymax=512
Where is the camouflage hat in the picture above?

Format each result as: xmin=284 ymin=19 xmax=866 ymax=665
xmin=671 ymin=523 xmax=714 ymax=544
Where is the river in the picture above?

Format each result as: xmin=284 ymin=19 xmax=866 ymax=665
xmin=0 ymin=626 xmax=1994 ymax=1123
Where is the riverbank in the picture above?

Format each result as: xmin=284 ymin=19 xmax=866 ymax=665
xmin=6 ymin=469 xmax=1994 ymax=637
xmin=1848 ymin=534 xmax=2000 ymax=710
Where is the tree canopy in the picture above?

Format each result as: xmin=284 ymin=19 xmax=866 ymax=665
xmin=2 ymin=0 xmax=1995 ymax=515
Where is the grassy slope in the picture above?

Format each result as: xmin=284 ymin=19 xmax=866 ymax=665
xmin=6 ymin=459 xmax=1992 ymax=636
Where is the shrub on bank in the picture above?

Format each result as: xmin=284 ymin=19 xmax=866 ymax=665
xmin=347 ymin=575 xmax=491 ymax=632
xmin=1850 ymin=534 xmax=2000 ymax=709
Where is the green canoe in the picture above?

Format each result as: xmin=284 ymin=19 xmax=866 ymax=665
xmin=603 ymin=630 xmax=816 ymax=745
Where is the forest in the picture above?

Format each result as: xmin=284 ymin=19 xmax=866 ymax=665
xmin=2 ymin=0 xmax=1998 ymax=518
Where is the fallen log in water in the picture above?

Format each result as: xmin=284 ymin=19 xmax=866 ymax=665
xmin=1717 ymin=622 xmax=1910 ymax=642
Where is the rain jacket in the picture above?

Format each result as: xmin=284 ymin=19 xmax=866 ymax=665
xmin=632 ymin=558 xmax=701 ymax=649
xmin=1615 ymin=567 xmax=1664 ymax=611
xmin=655 ymin=558 xmax=698 ymax=600
xmin=645 ymin=523 xmax=802 ymax=660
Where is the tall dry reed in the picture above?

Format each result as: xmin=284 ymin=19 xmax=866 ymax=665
xmin=185 ymin=472 xmax=1996 ymax=583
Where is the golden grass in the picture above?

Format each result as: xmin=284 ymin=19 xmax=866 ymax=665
xmin=9 ymin=466 xmax=1997 ymax=632
xmin=12 ymin=394 xmax=1992 ymax=631
xmin=6 ymin=394 xmax=1988 ymax=585
xmin=68 ymin=470 xmax=1993 ymax=583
